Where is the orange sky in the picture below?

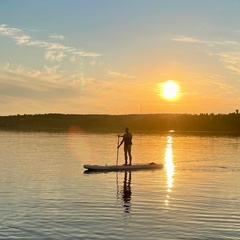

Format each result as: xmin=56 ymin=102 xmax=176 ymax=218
xmin=1 ymin=1 xmax=240 ymax=115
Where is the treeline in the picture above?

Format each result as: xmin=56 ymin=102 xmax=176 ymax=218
xmin=0 ymin=113 xmax=239 ymax=132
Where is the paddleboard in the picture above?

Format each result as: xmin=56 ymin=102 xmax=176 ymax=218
xmin=83 ymin=162 xmax=163 ymax=172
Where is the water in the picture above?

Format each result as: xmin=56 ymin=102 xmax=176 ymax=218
xmin=0 ymin=130 xmax=240 ymax=239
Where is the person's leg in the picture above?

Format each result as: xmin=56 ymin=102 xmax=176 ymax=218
xmin=124 ymin=146 xmax=128 ymax=165
xmin=128 ymin=145 xmax=132 ymax=165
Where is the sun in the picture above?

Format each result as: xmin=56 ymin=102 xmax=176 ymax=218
xmin=162 ymin=80 xmax=179 ymax=99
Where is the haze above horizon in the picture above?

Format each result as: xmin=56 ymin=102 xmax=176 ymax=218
xmin=1 ymin=0 xmax=240 ymax=116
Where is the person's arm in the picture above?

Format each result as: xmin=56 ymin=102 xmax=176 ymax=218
xmin=118 ymin=139 xmax=124 ymax=148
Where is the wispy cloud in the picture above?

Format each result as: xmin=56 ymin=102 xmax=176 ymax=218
xmin=45 ymin=50 xmax=66 ymax=62
xmin=74 ymin=51 xmax=102 ymax=57
xmin=0 ymin=63 xmax=83 ymax=100
xmin=49 ymin=34 xmax=65 ymax=40
xmin=204 ymin=77 xmax=234 ymax=94
xmin=43 ymin=65 xmax=60 ymax=75
xmin=171 ymin=35 xmax=240 ymax=48
xmin=0 ymin=24 xmax=32 ymax=45
xmin=215 ymin=51 xmax=240 ymax=76
xmin=0 ymin=24 xmax=102 ymax=61
xmin=172 ymin=35 xmax=240 ymax=76
xmin=107 ymin=69 xmax=135 ymax=79
xmin=171 ymin=36 xmax=203 ymax=43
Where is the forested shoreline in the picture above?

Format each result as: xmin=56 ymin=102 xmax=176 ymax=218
xmin=0 ymin=113 xmax=239 ymax=133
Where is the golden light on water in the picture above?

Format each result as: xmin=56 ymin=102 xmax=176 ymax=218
xmin=161 ymin=80 xmax=179 ymax=100
xmin=164 ymin=136 xmax=175 ymax=206
xmin=67 ymin=126 xmax=93 ymax=164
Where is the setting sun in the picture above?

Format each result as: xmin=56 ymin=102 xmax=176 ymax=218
xmin=162 ymin=80 xmax=179 ymax=99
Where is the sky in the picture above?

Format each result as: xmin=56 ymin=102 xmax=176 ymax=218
xmin=1 ymin=0 xmax=240 ymax=116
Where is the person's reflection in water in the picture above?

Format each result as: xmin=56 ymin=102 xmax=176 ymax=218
xmin=122 ymin=171 xmax=132 ymax=214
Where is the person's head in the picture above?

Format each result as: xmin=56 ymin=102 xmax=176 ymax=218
xmin=125 ymin=127 xmax=129 ymax=133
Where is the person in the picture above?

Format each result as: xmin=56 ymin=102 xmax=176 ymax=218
xmin=118 ymin=127 xmax=132 ymax=165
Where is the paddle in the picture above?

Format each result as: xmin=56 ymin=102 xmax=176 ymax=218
xmin=116 ymin=135 xmax=120 ymax=165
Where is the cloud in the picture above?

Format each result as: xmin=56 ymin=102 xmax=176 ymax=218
xmin=0 ymin=24 xmax=31 ymax=45
xmin=0 ymin=63 xmax=83 ymax=101
xmin=43 ymin=65 xmax=59 ymax=75
xmin=0 ymin=24 xmax=102 ymax=61
xmin=171 ymin=36 xmax=202 ymax=43
xmin=0 ymin=24 xmax=21 ymax=36
xmin=171 ymin=35 xmax=240 ymax=76
xmin=49 ymin=34 xmax=65 ymax=40
xmin=107 ymin=69 xmax=135 ymax=79
xmin=226 ymin=65 xmax=240 ymax=75
xmin=45 ymin=50 xmax=66 ymax=62
xmin=26 ymin=39 xmax=75 ymax=52
xmin=205 ymin=78 xmax=234 ymax=94
xmin=74 ymin=51 xmax=102 ymax=57
xmin=171 ymin=35 xmax=240 ymax=48
xmin=215 ymin=51 xmax=240 ymax=75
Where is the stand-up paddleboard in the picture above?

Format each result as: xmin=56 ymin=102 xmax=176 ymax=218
xmin=83 ymin=162 xmax=163 ymax=172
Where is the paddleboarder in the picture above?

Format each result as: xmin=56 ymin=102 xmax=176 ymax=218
xmin=118 ymin=127 xmax=132 ymax=165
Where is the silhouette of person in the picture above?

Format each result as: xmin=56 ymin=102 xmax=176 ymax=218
xmin=122 ymin=171 xmax=132 ymax=213
xmin=118 ymin=127 xmax=132 ymax=165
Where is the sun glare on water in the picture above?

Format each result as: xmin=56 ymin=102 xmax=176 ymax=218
xmin=162 ymin=80 xmax=179 ymax=100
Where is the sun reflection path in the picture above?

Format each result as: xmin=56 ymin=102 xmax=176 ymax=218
xmin=164 ymin=136 xmax=175 ymax=206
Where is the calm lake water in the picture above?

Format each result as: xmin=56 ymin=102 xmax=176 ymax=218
xmin=0 ymin=130 xmax=240 ymax=239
